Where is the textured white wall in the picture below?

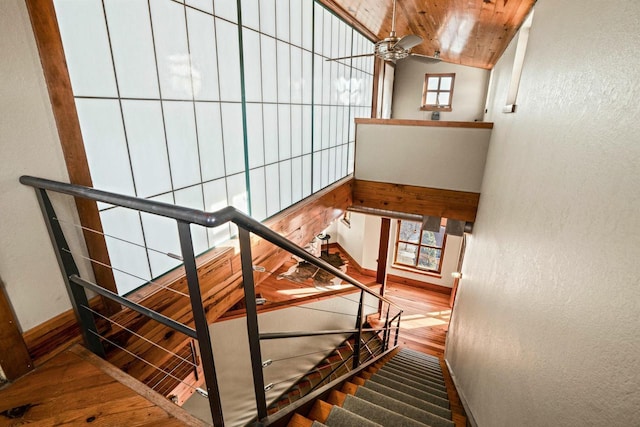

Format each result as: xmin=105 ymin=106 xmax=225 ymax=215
xmin=446 ymin=1 xmax=640 ymax=425
xmin=0 ymin=0 xmax=94 ymax=332
xmin=355 ymin=123 xmax=491 ymax=192
xmin=392 ymin=58 xmax=489 ymax=121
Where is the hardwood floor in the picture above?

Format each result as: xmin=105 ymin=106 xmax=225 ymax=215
xmin=0 ymin=345 xmax=205 ymax=426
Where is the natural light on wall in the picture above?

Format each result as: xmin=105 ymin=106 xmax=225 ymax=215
xmin=53 ymin=0 xmax=374 ymax=295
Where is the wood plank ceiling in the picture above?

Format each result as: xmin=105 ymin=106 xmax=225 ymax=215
xmin=321 ymin=0 xmax=536 ymax=69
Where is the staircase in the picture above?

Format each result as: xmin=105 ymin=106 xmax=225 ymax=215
xmin=269 ymin=331 xmax=385 ymax=414
xmin=287 ymin=348 xmax=460 ymax=427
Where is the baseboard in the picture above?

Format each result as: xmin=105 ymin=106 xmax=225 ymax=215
xmin=445 ymin=358 xmax=479 ymax=427
xmin=385 ymin=273 xmax=452 ymax=295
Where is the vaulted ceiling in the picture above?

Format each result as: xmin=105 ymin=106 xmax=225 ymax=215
xmin=321 ymin=0 xmax=536 ymax=69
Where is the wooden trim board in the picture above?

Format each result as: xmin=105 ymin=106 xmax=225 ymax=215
xmin=0 ymin=277 xmax=33 ymax=380
xmin=353 ymin=179 xmax=480 ymax=222
xmin=355 ymin=118 xmax=494 ymax=129
xmin=25 ymin=0 xmax=119 ymax=313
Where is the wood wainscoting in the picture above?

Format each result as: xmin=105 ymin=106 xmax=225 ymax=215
xmin=352 ymin=179 xmax=480 ymax=222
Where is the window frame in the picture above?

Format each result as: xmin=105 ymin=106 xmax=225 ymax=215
xmin=393 ymin=219 xmax=447 ymax=274
xmin=420 ymin=73 xmax=455 ymax=112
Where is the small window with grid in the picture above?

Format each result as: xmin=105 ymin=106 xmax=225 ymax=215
xmin=421 ymin=73 xmax=455 ymax=112
xmin=394 ymin=220 xmax=447 ymax=273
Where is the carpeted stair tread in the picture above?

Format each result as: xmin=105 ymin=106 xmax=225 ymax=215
xmin=393 ymin=354 xmax=443 ymax=371
xmin=378 ymin=365 xmax=446 ymax=389
xmin=354 ymin=387 xmax=454 ymax=427
xmin=398 ymin=348 xmax=441 ymax=362
xmin=386 ymin=360 xmax=442 ymax=378
xmin=392 ymin=356 xmax=442 ymax=371
xmin=362 ymin=380 xmax=452 ymax=419
xmin=367 ymin=375 xmax=450 ymax=408
xmin=371 ymin=371 xmax=449 ymax=399
xmin=325 ymin=405 xmax=382 ymax=427
xmin=342 ymin=394 xmax=430 ymax=427
xmin=380 ymin=363 xmax=445 ymax=386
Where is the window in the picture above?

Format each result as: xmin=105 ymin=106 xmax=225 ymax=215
xmin=421 ymin=73 xmax=455 ymax=111
xmin=394 ymin=220 xmax=446 ymax=273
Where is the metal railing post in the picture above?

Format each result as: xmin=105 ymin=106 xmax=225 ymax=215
xmin=238 ymin=227 xmax=268 ymax=420
xmin=352 ymin=289 xmax=364 ymax=369
xmin=34 ymin=188 xmax=105 ymax=358
xmin=382 ymin=303 xmax=390 ymax=351
xmin=177 ymin=221 xmax=225 ymax=427
xmin=394 ymin=312 xmax=402 ymax=346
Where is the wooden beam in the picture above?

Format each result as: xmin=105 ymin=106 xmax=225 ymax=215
xmin=25 ymin=0 xmax=119 ymax=314
xmin=0 ymin=277 xmax=33 ymax=380
xmin=376 ymin=218 xmax=391 ymax=285
xmin=355 ymin=118 xmax=494 ymax=129
xmin=353 ymin=179 xmax=480 ymax=222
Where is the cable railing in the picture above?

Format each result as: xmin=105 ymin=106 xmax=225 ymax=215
xmin=20 ymin=175 xmax=403 ymax=427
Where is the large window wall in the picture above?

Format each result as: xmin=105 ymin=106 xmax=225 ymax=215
xmin=53 ymin=0 xmax=374 ymax=294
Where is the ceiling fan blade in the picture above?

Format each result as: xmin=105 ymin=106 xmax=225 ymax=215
xmin=408 ymin=52 xmax=442 ymax=63
xmin=325 ymin=53 xmax=375 ymax=62
xmin=393 ymin=34 xmax=423 ymax=50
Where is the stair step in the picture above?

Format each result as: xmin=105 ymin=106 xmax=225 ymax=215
xmin=378 ymin=365 xmax=446 ymax=389
xmin=325 ymin=405 xmax=382 ymax=427
xmin=366 ymin=375 xmax=450 ymax=409
xmin=342 ymin=394 xmax=430 ymax=427
xmin=353 ymin=386 xmax=455 ymax=427
xmin=388 ymin=357 xmax=443 ymax=375
xmin=394 ymin=354 xmax=443 ymax=370
xmin=287 ymin=413 xmax=316 ymax=427
xmin=380 ymin=361 xmax=445 ymax=383
xmin=372 ymin=371 xmax=449 ymax=399
xmin=394 ymin=354 xmax=442 ymax=370
xmin=399 ymin=348 xmax=442 ymax=362
xmin=362 ymin=380 xmax=452 ymax=419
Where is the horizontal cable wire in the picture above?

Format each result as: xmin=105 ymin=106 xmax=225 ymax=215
xmin=61 ymin=248 xmax=189 ymax=298
xmin=55 ymin=216 xmax=183 ymax=261
xmin=89 ymin=330 xmax=199 ymax=394
xmin=268 ymin=347 xmax=347 ymax=363
xmin=150 ymin=356 xmax=191 ymax=391
xmin=288 ymin=304 xmax=357 ymax=317
xmin=81 ymin=304 xmax=196 ymax=368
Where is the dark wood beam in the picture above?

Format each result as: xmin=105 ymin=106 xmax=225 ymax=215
xmin=25 ymin=0 xmax=119 ymax=314
xmin=0 ymin=277 xmax=33 ymax=380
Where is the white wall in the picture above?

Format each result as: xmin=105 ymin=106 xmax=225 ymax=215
xmin=355 ymin=123 xmax=491 ymax=193
xmin=392 ymin=58 xmax=489 ymax=121
xmin=0 ymin=0 xmax=94 ymax=332
xmin=446 ymin=1 xmax=640 ymax=425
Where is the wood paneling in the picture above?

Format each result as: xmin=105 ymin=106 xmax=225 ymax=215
xmin=22 ymin=296 xmax=105 ymax=366
xmin=321 ymin=0 xmax=536 ymax=69
xmin=355 ymin=118 xmax=494 ymax=129
xmin=0 ymin=278 xmax=33 ymax=380
xmin=25 ymin=0 xmax=119 ymax=313
xmin=0 ymin=345 xmax=205 ymax=426
xmin=353 ymin=179 xmax=479 ymax=222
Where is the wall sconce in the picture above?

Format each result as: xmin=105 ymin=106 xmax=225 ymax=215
xmin=451 ymin=272 xmax=463 ymax=279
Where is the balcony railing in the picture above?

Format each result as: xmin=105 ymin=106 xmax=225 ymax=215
xmin=21 ymin=175 xmax=402 ymax=426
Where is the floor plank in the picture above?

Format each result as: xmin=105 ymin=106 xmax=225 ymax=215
xmin=0 ymin=346 xmax=206 ymax=427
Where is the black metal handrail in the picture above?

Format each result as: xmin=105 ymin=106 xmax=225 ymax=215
xmin=19 ymin=175 xmax=400 ymax=309
xmin=21 ymin=175 xmax=403 ymax=427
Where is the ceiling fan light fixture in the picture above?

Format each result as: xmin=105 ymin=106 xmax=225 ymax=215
xmin=375 ymin=39 xmax=410 ymax=62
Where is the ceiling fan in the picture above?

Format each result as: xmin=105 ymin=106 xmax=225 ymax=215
xmin=327 ymin=0 xmax=441 ymax=64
